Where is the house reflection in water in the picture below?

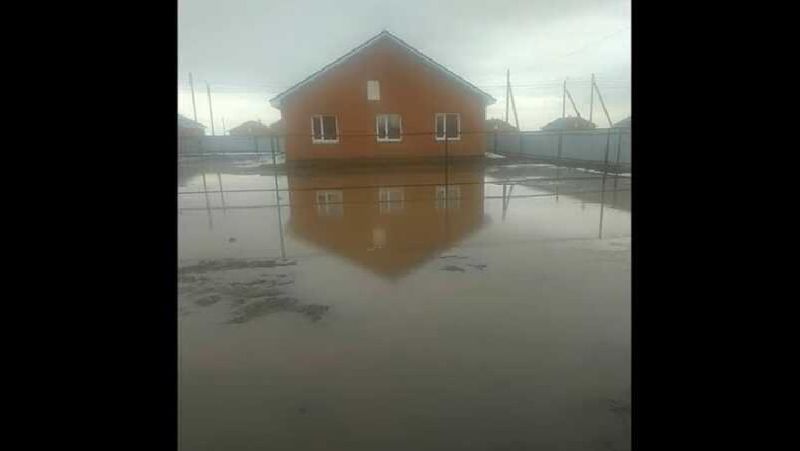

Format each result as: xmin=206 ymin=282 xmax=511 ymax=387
xmin=286 ymin=163 xmax=487 ymax=279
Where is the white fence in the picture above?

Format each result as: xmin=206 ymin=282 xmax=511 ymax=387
xmin=179 ymin=135 xmax=283 ymax=157
xmin=490 ymin=128 xmax=631 ymax=166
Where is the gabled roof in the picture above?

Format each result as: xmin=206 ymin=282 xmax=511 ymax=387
xmin=269 ymin=30 xmax=496 ymax=109
xmin=178 ymin=114 xmax=206 ymax=129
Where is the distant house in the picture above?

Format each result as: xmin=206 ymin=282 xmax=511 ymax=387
xmin=485 ymin=118 xmax=518 ymax=132
xmin=613 ymin=116 xmax=631 ymax=128
xmin=541 ymin=116 xmax=597 ymax=131
xmin=269 ymin=30 xmax=496 ymax=161
xmin=268 ymin=119 xmax=285 ymax=135
xmin=178 ymin=114 xmax=205 ymax=137
xmin=229 ymin=120 xmax=272 ymax=136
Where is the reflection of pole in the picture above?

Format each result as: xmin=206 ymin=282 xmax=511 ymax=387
xmin=202 ymin=172 xmax=213 ymax=230
xmin=272 ymin=136 xmax=286 ymax=259
xmin=217 ymin=172 xmax=226 ymax=212
xmin=502 ymin=184 xmax=507 ymax=221
xmin=599 ymin=169 xmax=607 ymax=239
xmin=613 ymin=127 xmax=623 ymax=191
xmin=444 ymin=134 xmax=449 ymax=209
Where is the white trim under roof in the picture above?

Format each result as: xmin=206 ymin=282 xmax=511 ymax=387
xmin=268 ymin=30 xmax=496 ymax=109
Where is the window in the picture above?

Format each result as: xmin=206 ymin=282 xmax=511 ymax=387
xmin=378 ymin=187 xmax=404 ymax=213
xmin=376 ymin=114 xmax=402 ymax=142
xmin=435 ymin=185 xmax=461 ymax=210
xmin=435 ymin=113 xmax=461 ymax=141
xmin=367 ymin=80 xmax=380 ymax=101
xmin=311 ymin=115 xmax=338 ymax=143
xmin=316 ymin=190 xmax=343 ymax=216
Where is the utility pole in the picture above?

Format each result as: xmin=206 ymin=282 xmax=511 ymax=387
xmin=206 ymin=82 xmax=215 ymax=136
xmin=509 ymin=76 xmax=520 ymax=130
xmin=188 ymin=72 xmax=198 ymax=122
xmin=589 ymin=73 xmax=595 ymax=123
xmin=562 ymin=79 xmax=567 ymax=119
xmin=592 ymin=79 xmax=614 ymax=127
xmin=505 ymin=69 xmax=510 ymax=124
xmin=565 ymin=88 xmax=582 ymax=118
xmin=222 ymin=117 xmax=226 ymax=135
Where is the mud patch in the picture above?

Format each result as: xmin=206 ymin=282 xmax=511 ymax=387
xmin=179 ymin=258 xmax=297 ymax=275
xmin=441 ymin=265 xmax=466 ymax=272
xmin=439 ymin=255 xmax=469 ymax=260
xmin=227 ymin=297 xmax=330 ymax=324
xmin=195 ymin=295 xmax=221 ymax=306
xmin=179 ymin=264 xmax=330 ymax=324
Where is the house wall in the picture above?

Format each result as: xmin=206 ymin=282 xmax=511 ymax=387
xmin=279 ymin=38 xmax=487 ymax=161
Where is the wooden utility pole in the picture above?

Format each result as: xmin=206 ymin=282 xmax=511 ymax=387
xmin=589 ymin=73 xmax=595 ymax=123
xmin=206 ymin=82 xmax=215 ymax=136
xmin=509 ymin=79 xmax=519 ymax=130
xmin=562 ymin=79 xmax=567 ymax=119
xmin=593 ymin=79 xmax=614 ymax=127
xmin=222 ymin=117 xmax=226 ymax=135
xmin=565 ymin=88 xmax=581 ymax=118
xmin=189 ymin=73 xmax=198 ymax=122
xmin=505 ymin=69 xmax=510 ymax=123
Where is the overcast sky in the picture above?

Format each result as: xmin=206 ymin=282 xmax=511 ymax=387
xmin=178 ymin=0 xmax=630 ymax=132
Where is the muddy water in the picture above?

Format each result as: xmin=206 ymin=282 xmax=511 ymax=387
xmin=179 ymin=160 xmax=631 ymax=451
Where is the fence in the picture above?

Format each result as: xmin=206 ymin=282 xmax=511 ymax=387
xmin=179 ymin=129 xmax=631 ymax=171
xmin=179 ymin=135 xmax=284 ymax=157
xmin=491 ymin=128 xmax=631 ymax=167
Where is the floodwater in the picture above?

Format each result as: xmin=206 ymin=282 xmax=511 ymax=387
xmin=179 ymin=157 xmax=631 ymax=451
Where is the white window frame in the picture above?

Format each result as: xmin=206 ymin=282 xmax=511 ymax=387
xmin=378 ymin=187 xmax=405 ymax=214
xmin=367 ymin=80 xmax=380 ymax=101
xmin=311 ymin=115 xmax=339 ymax=144
xmin=376 ymin=114 xmax=403 ymax=142
xmin=435 ymin=113 xmax=461 ymax=141
xmin=316 ymin=190 xmax=343 ymax=216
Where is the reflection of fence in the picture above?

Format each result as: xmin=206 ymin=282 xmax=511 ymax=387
xmin=179 ymin=135 xmax=285 ymax=157
xmin=490 ymin=128 xmax=631 ymax=166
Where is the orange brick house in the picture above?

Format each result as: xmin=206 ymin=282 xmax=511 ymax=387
xmin=269 ymin=30 xmax=496 ymax=161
